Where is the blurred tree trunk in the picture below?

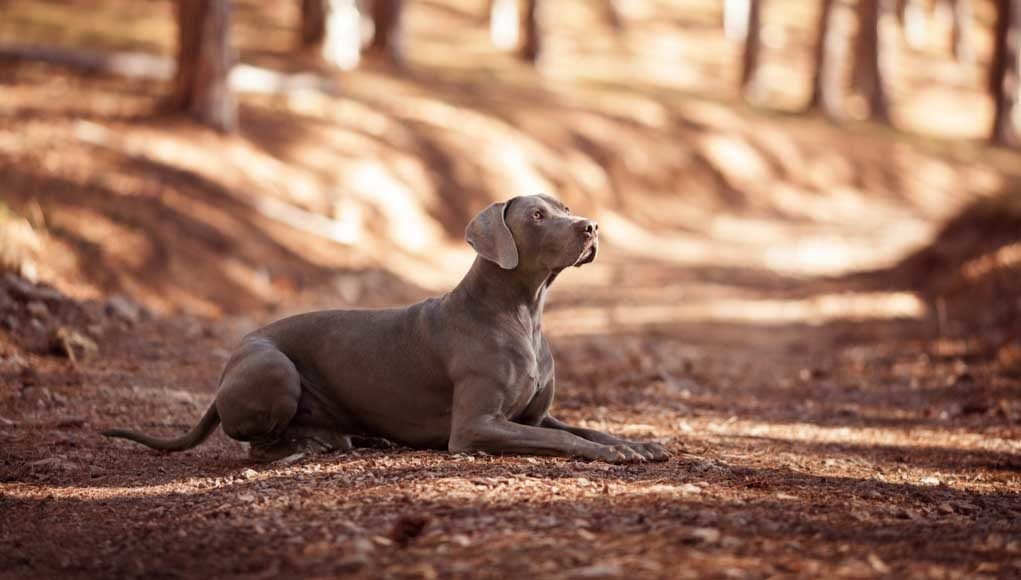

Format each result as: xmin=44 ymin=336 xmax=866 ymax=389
xmin=854 ymin=0 xmax=893 ymax=124
xmin=172 ymin=0 xmax=236 ymax=132
xmin=602 ymin=0 xmax=625 ymax=32
xmin=519 ymin=0 xmax=543 ymax=63
xmin=301 ymin=0 xmax=328 ymax=46
xmin=366 ymin=0 xmax=404 ymax=66
xmin=942 ymin=0 xmax=974 ymax=63
xmin=990 ymin=0 xmax=1021 ymax=146
xmin=299 ymin=0 xmax=363 ymax=69
xmin=741 ymin=0 xmax=764 ymax=101
xmin=808 ymin=0 xmax=848 ymax=119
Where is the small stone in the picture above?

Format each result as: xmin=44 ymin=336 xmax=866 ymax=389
xmin=106 ymin=295 xmax=141 ymax=324
xmin=242 ymin=468 xmax=259 ymax=479
xmin=4 ymin=273 xmax=62 ymax=302
xmin=920 ymin=476 xmax=941 ymax=486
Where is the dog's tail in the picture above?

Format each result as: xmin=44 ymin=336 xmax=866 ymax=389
xmin=102 ymin=403 xmax=220 ymax=452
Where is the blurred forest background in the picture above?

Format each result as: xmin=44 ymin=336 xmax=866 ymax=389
xmin=1 ymin=1 xmax=1021 ymax=578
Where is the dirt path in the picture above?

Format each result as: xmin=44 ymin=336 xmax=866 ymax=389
xmin=2 ymin=250 xmax=1019 ymax=579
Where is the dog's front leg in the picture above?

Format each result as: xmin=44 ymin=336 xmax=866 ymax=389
xmin=448 ymin=379 xmax=647 ymax=464
xmin=539 ymin=415 xmax=670 ymax=462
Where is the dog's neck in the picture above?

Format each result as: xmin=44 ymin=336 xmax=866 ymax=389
xmin=451 ymin=257 xmax=556 ymax=325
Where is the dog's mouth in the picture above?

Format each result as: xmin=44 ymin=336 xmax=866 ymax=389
xmin=573 ymin=242 xmax=598 ymax=267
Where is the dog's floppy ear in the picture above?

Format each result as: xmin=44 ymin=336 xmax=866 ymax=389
xmin=465 ymin=198 xmax=519 ymax=270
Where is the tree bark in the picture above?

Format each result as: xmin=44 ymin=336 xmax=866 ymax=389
xmin=172 ymin=0 xmax=236 ymax=132
xmin=947 ymin=0 xmax=973 ymax=64
xmin=854 ymin=0 xmax=893 ymax=124
xmin=519 ymin=0 xmax=542 ymax=63
xmin=299 ymin=0 xmax=362 ymax=69
xmin=990 ymin=0 xmax=1021 ymax=146
xmin=602 ymin=0 xmax=625 ymax=32
xmin=366 ymin=0 xmax=404 ymax=66
xmin=301 ymin=0 xmax=328 ymax=47
xmin=808 ymin=0 xmax=847 ymax=119
xmin=741 ymin=0 xmax=764 ymax=101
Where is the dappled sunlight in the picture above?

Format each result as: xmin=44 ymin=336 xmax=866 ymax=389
xmin=3 ymin=0 xmax=1017 ymax=320
xmin=546 ymin=290 xmax=925 ymax=336
xmin=701 ymin=417 xmax=1021 ymax=455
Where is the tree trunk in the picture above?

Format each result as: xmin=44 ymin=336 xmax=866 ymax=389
xmin=602 ymin=0 xmax=625 ymax=32
xmin=172 ymin=0 xmax=236 ymax=132
xmin=741 ymin=0 xmax=764 ymax=101
xmin=808 ymin=0 xmax=848 ymax=119
xmin=854 ymin=0 xmax=893 ymax=124
xmin=519 ymin=0 xmax=542 ymax=63
xmin=947 ymin=0 xmax=974 ymax=64
xmin=301 ymin=0 xmax=328 ymax=47
xmin=990 ymin=0 xmax=1021 ymax=146
xmin=366 ymin=0 xmax=404 ymax=66
xmin=299 ymin=0 xmax=362 ymax=69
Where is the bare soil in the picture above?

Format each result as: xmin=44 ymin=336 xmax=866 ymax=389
xmin=2 ymin=248 xmax=1020 ymax=579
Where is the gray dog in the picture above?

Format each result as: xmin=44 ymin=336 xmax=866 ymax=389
xmin=104 ymin=194 xmax=669 ymax=464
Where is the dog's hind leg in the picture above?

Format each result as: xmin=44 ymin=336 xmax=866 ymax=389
xmin=215 ymin=339 xmax=301 ymax=450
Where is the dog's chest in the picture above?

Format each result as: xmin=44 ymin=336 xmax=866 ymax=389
xmin=507 ymin=336 xmax=553 ymax=413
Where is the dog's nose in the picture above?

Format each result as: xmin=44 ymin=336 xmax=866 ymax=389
xmin=579 ymin=220 xmax=599 ymax=239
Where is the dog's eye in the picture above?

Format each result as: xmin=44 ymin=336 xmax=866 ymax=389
xmin=564 ymin=206 xmax=571 ymax=214
xmin=532 ymin=210 xmax=544 ymax=221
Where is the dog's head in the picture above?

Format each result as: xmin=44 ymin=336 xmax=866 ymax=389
xmin=465 ymin=194 xmax=598 ymax=272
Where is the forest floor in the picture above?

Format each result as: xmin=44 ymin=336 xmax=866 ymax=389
xmin=2 ymin=252 xmax=1021 ymax=579
xmin=3 ymin=1 xmax=1021 ymax=578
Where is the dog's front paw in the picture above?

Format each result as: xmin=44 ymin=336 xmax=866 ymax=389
xmin=591 ymin=444 xmax=647 ymax=464
xmin=627 ymin=441 xmax=670 ymax=462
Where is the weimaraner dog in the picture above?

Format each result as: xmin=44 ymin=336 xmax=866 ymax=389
xmin=104 ymin=194 xmax=669 ymax=464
